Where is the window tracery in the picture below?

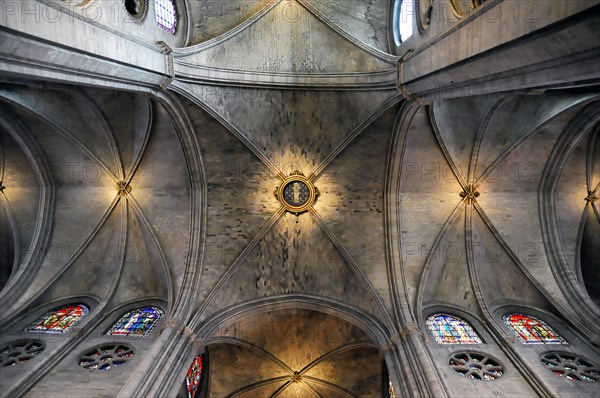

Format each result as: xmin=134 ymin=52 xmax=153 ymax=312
xmin=503 ymin=313 xmax=566 ymax=344
xmin=449 ymin=351 xmax=504 ymax=380
xmin=155 ymin=0 xmax=177 ymax=34
xmin=186 ymin=354 xmax=203 ymax=398
xmin=541 ymin=352 xmax=599 ymax=383
xmin=388 ymin=376 xmax=397 ymax=398
xmin=426 ymin=313 xmax=482 ymax=344
xmin=106 ymin=306 xmax=164 ymax=336
xmin=26 ymin=304 xmax=89 ymax=333
xmin=79 ymin=344 xmax=134 ymax=371
xmin=0 ymin=340 xmax=45 ymax=367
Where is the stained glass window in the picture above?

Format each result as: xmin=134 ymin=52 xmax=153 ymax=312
xmin=26 ymin=304 xmax=89 ymax=333
xmin=503 ymin=313 xmax=566 ymax=345
xmin=106 ymin=306 xmax=164 ymax=336
xmin=388 ymin=376 xmax=397 ymax=398
xmin=186 ymin=355 xmax=203 ymax=398
xmin=426 ymin=313 xmax=482 ymax=344
xmin=155 ymin=0 xmax=177 ymax=34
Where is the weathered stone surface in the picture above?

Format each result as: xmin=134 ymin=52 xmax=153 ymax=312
xmin=181 ymin=0 xmax=392 ymax=73
xmin=1 ymin=2 xmax=599 ymax=398
xmin=301 ymin=0 xmax=390 ymax=52
xmin=208 ymin=308 xmax=379 ymax=397
xmin=192 ymin=84 xmax=398 ymax=174
xmin=315 ymin=105 xmax=399 ymax=312
xmin=203 ymin=211 xmax=386 ymax=324
xmin=188 ymin=0 xmax=269 ymax=45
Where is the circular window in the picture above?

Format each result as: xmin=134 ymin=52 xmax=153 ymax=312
xmin=124 ymin=0 xmax=147 ymax=20
xmin=0 ymin=340 xmax=45 ymax=367
xmin=79 ymin=344 xmax=134 ymax=371
xmin=274 ymin=171 xmax=319 ymax=214
xmin=155 ymin=0 xmax=178 ymax=34
xmin=62 ymin=0 xmax=95 ymax=8
xmin=449 ymin=351 xmax=504 ymax=380
xmin=541 ymin=352 xmax=599 ymax=383
xmin=418 ymin=0 xmax=433 ymax=30
xmin=394 ymin=0 xmax=415 ymax=45
xmin=449 ymin=0 xmax=471 ymax=17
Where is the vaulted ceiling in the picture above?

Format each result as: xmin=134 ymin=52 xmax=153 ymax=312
xmin=1 ymin=0 xmax=599 ymax=397
xmin=207 ymin=308 xmax=381 ymax=397
xmin=2 ymin=85 xmax=598 ymax=397
xmin=185 ymin=0 xmax=391 ymax=52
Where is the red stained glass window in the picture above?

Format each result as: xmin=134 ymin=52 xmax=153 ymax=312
xmin=26 ymin=304 xmax=89 ymax=333
xmin=186 ymin=354 xmax=203 ymax=398
xmin=389 ymin=376 xmax=397 ymax=398
xmin=503 ymin=313 xmax=566 ymax=345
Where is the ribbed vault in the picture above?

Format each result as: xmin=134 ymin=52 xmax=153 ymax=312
xmin=0 ymin=84 xmax=192 ymax=321
xmin=185 ymin=0 xmax=391 ymax=53
xmin=1 ymin=1 xmax=600 ymax=397
xmin=392 ymin=91 xmax=600 ymax=338
xmin=206 ymin=308 xmax=381 ymax=398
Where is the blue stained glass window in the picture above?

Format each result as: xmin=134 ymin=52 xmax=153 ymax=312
xmin=106 ymin=306 xmax=164 ymax=336
xmin=426 ymin=313 xmax=482 ymax=344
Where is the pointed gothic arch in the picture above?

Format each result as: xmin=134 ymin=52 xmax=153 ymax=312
xmin=25 ymin=304 xmax=89 ymax=333
xmin=503 ymin=313 xmax=566 ymax=345
xmin=106 ymin=306 xmax=164 ymax=336
xmin=426 ymin=313 xmax=483 ymax=344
